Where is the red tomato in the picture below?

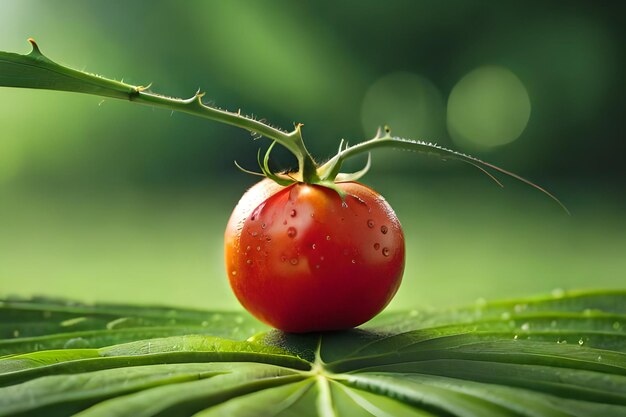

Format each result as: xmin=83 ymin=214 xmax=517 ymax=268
xmin=224 ymin=179 xmax=405 ymax=333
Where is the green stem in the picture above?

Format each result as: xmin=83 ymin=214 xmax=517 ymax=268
xmin=317 ymin=133 xmax=569 ymax=214
xmin=0 ymin=39 xmax=320 ymax=182
xmin=133 ymin=93 xmax=319 ymax=182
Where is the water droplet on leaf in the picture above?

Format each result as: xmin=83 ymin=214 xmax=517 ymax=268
xmin=63 ymin=337 xmax=91 ymax=349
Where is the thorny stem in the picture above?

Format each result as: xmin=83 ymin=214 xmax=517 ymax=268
xmin=134 ymin=93 xmax=319 ymax=182
xmin=0 ymin=39 xmax=567 ymax=212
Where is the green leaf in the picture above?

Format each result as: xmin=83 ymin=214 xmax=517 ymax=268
xmin=1 ymin=290 xmax=625 ymax=416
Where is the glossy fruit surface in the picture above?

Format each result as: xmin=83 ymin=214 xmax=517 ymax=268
xmin=224 ymin=178 xmax=405 ymax=333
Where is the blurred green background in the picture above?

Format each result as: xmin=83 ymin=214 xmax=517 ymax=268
xmin=0 ymin=0 xmax=624 ymax=312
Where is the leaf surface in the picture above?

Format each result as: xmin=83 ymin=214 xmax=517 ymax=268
xmin=1 ymin=291 xmax=625 ymax=416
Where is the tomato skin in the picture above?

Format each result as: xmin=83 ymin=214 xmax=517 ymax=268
xmin=224 ymin=179 xmax=405 ymax=333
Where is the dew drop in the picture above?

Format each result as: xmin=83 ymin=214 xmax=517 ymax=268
xmin=311 ymin=243 xmax=316 ymax=250
xmin=367 ymin=219 xmax=375 ymax=228
xmin=63 ymin=337 xmax=91 ymax=349
xmin=290 ymin=209 xmax=297 ymax=217
xmin=290 ymin=258 xmax=299 ymax=265
xmin=374 ymin=243 xmax=380 ymax=250
xmin=13 ymin=330 xmax=20 ymax=338
xmin=514 ymin=303 xmax=527 ymax=313
xmin=513 ymin=334 xmax=518 ymax=340
xmin=326 ymin=235 xmax=331 ymax=241
xmin=520 ymin=322 xmax=530 ymax=331
xmin=201 ymin=321 xmax=209 ymax=327
xmin=235 ymin=316 xmax=244 ymax=324
xmin=578 ymin=338 xmax=584 ymax=346
xmin=287 ymin=227 xmax=297 ymax=238
xmin=551 ymin=288 xmax=565 ymax=298
xmin=351 ymin=259 xmax=356 ymax=264
xmin=613 ymin=321 xmax=621 ymax=330
xmin=550 ymin=320 xmax=557 ymax=328
xmin=380 ymin=225 xmax=388 ymax=234
xmin=500 ymin=312 xmax=511 ymax=320
xmin=382 ymin=247 xmax=390 ymax=257
xmin=597 ymin=355 xmax=603 ymax=362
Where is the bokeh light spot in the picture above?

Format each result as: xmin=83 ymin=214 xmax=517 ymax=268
xmin=447 ymin=66 xmax=531 ymax=148
xmin=361 ymin=72 xmax=445 ymax=140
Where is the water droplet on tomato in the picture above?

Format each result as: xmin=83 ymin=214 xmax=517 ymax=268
xmin=578 ymin=338 xmax=584 ymax=346
xmin=290 ymin=209 xmax=297 ymax=217
xmin=231 ymin=270 xmax=237 ymax=276
xmin=251 ymin=231 xmax=258 ymax=237
xmin=261 ymin=223 xmax=266 ymax=229
xmin=256 ymin=246 xmax=261 ymax=251
xmin=246 ymin=259 xmax=252 ymax=265
xmin=311 ymin=243 xmax=316 ymax=250
xmin=326 ymin=235 xmax=331 ymax=240
xmin=351 ymin=259 xmax=356 ymax=264
xmin=320 ymin=256 xmax=325 ymax=261
xmin=382 ymin=247 xmax=390 ymax=256
xmin=287 ymin=227 xmax=297 ymax=238
xmin=367 ymin=219 xmax=375 ymax=228
xmin=381 ymin=225 xmax=388 ymax=234
xmin=246 ymin=246 xmax=251 ymax=251
xmin=374 ymin=243 xmax=380 ymax=250
xmin=315 ymin=264 xmax=320 ymax=269
xmin=290 ymin=258 xmax=298 ymax=265
xmin=266 ymin=236 xmax=271 ymax=241
xmin=281 ymin=256 xmax=287 ymax=262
